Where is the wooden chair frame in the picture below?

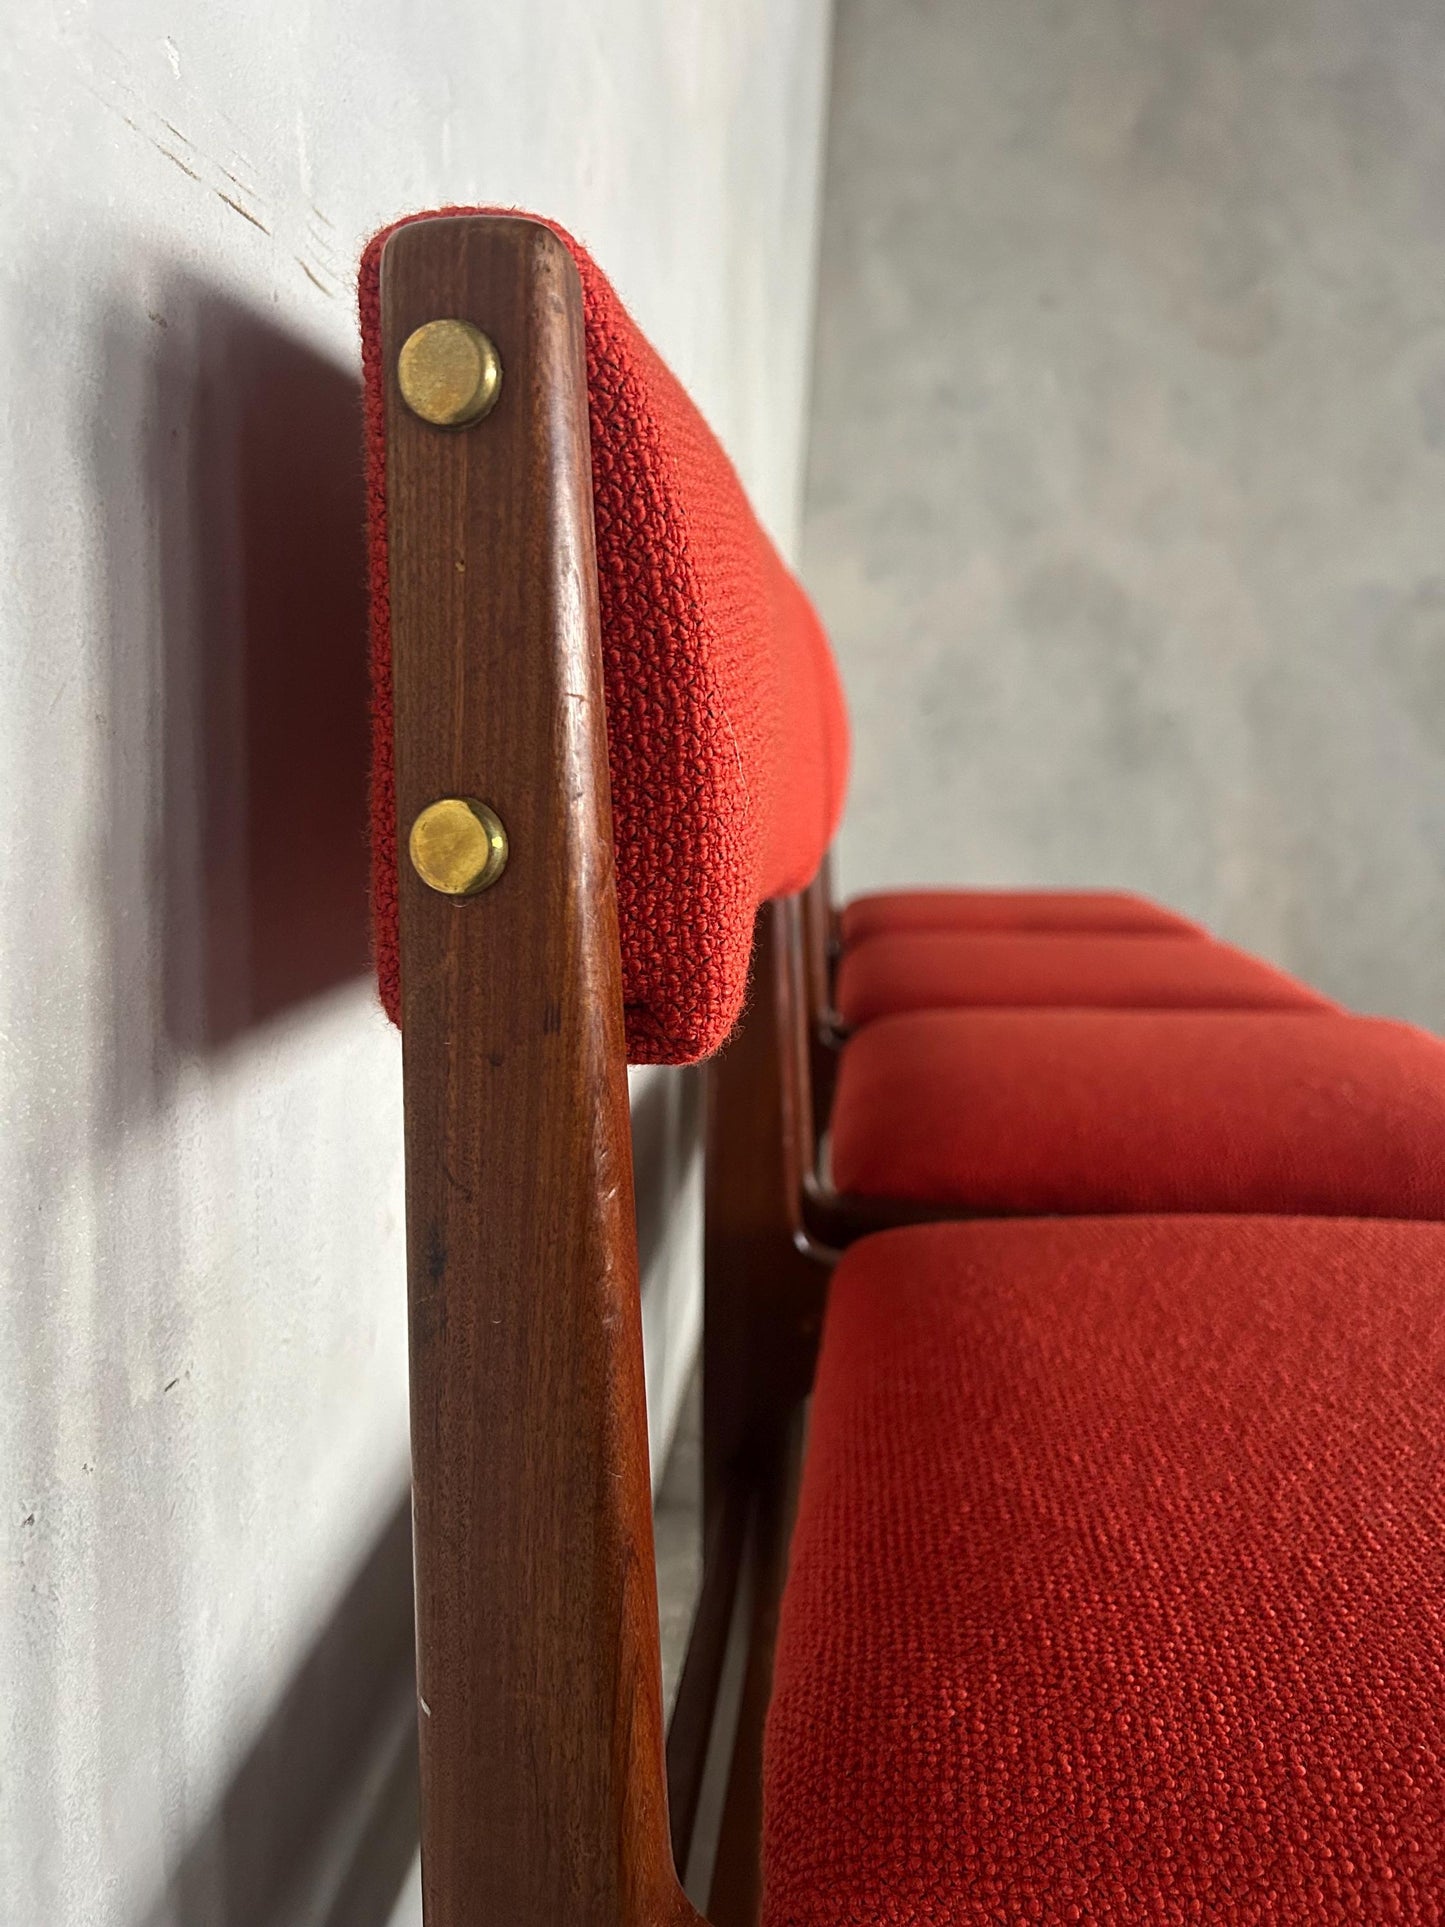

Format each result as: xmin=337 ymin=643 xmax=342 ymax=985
xmin=382 ymin=213 xmax=975 ymax=1927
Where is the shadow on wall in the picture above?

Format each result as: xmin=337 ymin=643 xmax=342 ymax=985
xmin=631 ymin=1062 xmax=706 ymax=1476
xmin=79 ymin=287 xmax=410 ymax=1924
xmin=160 ymin=291 xmax=373 ymax=1046
xmin=135 ymin=1498 xmax=418 ymax=1927
xmin=631 ymin=1063 xmax=704 ymax=1287
xmin=97 ymin=283 xmax=373 ymax=1115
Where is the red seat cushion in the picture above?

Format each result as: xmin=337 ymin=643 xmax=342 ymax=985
xmin=835 ymin=930 xmax=1336 ymax=1027
xmin=830 ymin=1008 xmax=1445 ymax=1216
xmin=361 ymin=211 xmax=850 ymax=1063
xmin=764 ymin=1216 xmax=1445 ymax=1925
xmin=841 ymin=887 xmax=1203 ymax=945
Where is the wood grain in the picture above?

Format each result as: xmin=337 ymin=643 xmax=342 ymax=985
xmin=801 ymin=865 xmax=835 ymax=1033
xmin=703 ymin=901 xmax=832 ymax=1544
xmin=800 ymin=870 xmax=843 ymax=1133
xmin=383 ymin=214 xmax=697 ymax=1927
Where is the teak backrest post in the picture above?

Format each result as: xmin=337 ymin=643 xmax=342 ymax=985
xmin=799 ymin=867 xmax=842 ymax=1130
xmin=800 ymin=859 xmax=836 ymax=1028
xmin=382 ymin=215 xmax=696 ymax=1927
xmin=703 ymin=900 xmax=831 ymax=1542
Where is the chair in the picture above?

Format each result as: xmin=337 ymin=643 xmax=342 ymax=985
xmin=362 ymin=210 xmax=1445 ymax=1925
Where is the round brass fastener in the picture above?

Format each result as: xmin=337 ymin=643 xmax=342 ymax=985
xmin=408 ymin=798 xmax=509 ymax=897
xmin=397 ymin=319 xmax=502 ymax=427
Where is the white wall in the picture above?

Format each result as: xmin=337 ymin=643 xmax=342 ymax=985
xmin=0 ymin=6 xmax=831 ymax=1923
xmin=807 ymin=0 xmax=1445 ymax=1032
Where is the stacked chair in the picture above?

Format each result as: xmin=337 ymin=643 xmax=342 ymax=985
xmin=361 ymin=211 xmax=1445 ymax=1926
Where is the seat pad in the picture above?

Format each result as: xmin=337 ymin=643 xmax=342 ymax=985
xmin=840 ymin=887 xmax=1203 ymax=945
xmin=363 ymin=212 xmax=849 ymax=1063
xmin=764 ymin=1216 xmax=1445 ymax=1924
xmin=830 ymin=1008 xmax=1445 ymax=1217
xmin=835 ymin=930 xmax=1335 ymax=1026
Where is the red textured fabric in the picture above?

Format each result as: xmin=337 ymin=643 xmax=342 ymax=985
xmin=764 ymin=1216 xmax=1445 ymax=1924
xmin=841 ymin=886 xmax=1203 ymax=945
xmin=830 ymin=1008 xmax=1445 ymax=1216
xmin=835 ymin=930 xmax=1336 ymax=1027
xmin=360 ymin=211 xmax=850 ymax=1062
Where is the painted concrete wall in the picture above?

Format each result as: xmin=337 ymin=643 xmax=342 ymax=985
xmin=0 ymin=6 xmax=830 ymax=1923
xmin=806 ymin=0 xmax=1445 ymax=1030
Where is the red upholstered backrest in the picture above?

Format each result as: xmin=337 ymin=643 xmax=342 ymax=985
xmin=360 ymin=211 xmax=850 ymax=1063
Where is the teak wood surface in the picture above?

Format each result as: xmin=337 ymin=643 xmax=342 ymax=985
xmin=703 ymin=902 xmax=831 ymax=1549
xmin=383 ymin=215 xmax=698 ymax=1927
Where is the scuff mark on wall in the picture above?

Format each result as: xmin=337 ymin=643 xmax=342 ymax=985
xmin=73 ymin=29 xmax=307 ymax=271
xmin=296 ymin=257 xmax=335 ymax=296
xmin=216 ymin=191 xmax=271 ymax=234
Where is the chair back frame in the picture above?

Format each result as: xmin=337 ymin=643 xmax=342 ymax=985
xmin=382 ymin=214 xmax=697 ymax=1927
xmin=382 ymin=212 xmax=858 ymax=1927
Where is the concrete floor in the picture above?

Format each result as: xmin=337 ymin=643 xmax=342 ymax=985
xmin=804 ymin=0 xmax=1445 ymax=1030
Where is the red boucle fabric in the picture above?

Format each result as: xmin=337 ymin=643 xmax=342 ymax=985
xmin=840 ymin=886 xmax=1203 ymax=945
xmin=830 ymin=1008 xmax=1445 ymax=1216
xmin=764 ymin=1216 xmax=1445 ymax=1924
xmin=835 ymin=930 xmax=1336 ymax=1026
xmin=360 ymin=211 xmax=850 ymax=1062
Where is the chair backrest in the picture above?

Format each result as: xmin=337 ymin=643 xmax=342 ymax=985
xmin=362 ymin=208 xmax=849 ymax=1062
xmin=362 ymin=208 xmax=841 ymax=1927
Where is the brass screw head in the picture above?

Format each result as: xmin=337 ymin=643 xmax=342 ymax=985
xmin=397 ymin=320 xmax=502 ymax=428
xmin=408 ymin=798 xmax=509 ymax=897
